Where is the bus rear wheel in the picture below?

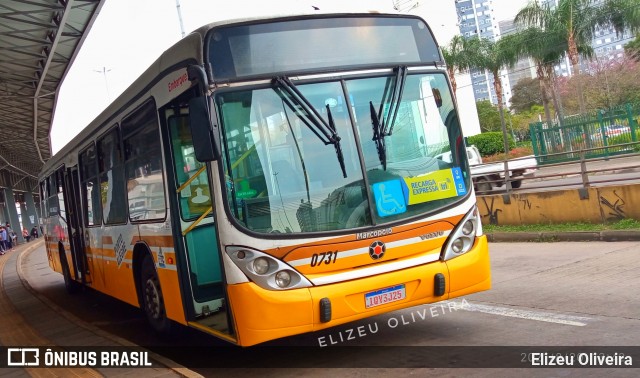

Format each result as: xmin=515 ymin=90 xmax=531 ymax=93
xmin=140 ymin=254 xmax=172 ymax=334
xmin=60 ymin=250 xmax=80 ymax=294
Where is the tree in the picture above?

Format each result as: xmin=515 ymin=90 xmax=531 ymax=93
xmin=509 ymin=77 xmax=544 ymax=113
xmin=558 ymin=56 xmax=640 ymax=110
xmin=625 ymin=33 xmax=640 ymax=60
xmin=442 ymin=35 xmax=470 ymax=95
xmin=515 ymin=0 xmax=640 ymax=113
xmin=463 ymin=35 xmax=520 ymax=172
xmin=476 ymin=100 xmax=502 ymax=132
xmin=512 ymin=26 xmax=578 ymax=126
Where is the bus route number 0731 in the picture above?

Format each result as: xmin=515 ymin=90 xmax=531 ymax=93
xmin=310 ymin=251 xmax=338 ymax=267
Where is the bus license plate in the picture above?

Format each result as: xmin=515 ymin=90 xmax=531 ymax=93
xmin=365 ymin=284 xmax=406 ymax=308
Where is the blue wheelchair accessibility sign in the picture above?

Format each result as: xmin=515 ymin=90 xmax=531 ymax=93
xmin=372 ymin=180 xmax=407 ymax=217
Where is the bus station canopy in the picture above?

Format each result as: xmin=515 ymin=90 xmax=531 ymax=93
xmin=0 ymin=0 xmax=104 ymax=193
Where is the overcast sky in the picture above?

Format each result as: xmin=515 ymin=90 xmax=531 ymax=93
xmin=50 ymin=0 xmax=528 ymax=153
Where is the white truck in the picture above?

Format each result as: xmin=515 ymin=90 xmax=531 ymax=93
xmin=437 ymin=145 xmax=538 ymax=192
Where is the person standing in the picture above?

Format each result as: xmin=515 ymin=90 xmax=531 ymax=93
xmin=31 ymin=226 xmax=39 ymax=239
xmin=0 ymin=226 xmax=7 ymax=254
xmin=5 ymin=223 xmax=15 ymax=249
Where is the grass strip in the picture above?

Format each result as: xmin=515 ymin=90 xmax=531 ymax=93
xmin=484 ymin=218 xmax=640 ymax=233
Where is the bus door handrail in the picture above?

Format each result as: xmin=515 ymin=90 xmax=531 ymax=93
xmin=231 ymin=144 xmax=257 ymax=170
xmin=182 ymin=206 xmax=213 ymax=236
xmin=176 ymin=165 xmax=207 ymax=194
xmin=176 ymin=165 xmax=212 ymax=236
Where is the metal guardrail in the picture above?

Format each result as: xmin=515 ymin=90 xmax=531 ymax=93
xmin=474 ymin=141 xmax=640 ymax=195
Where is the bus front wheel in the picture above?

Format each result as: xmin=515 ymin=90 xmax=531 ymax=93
xmin=474 ymin=177 xmax=492 ymax=193
xmin=140 ymin=254 xmax=172 ymax=334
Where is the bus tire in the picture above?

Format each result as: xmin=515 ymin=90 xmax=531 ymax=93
xmin=511 ymin=180 xmax=522 ymax=189
xmin=140 ymin=254 xmax=172 ymax=334
xmin=475 ymin=177 xmax=492 ymax=193
xmin=60 ymin=250 xmax=80 ymax=294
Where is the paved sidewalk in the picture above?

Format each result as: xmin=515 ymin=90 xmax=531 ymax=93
xmin=0 ymin=241 xmax=201 ymax=377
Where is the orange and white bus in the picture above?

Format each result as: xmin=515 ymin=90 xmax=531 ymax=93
xmin=39 ymin=12 xmax=490 ymax=346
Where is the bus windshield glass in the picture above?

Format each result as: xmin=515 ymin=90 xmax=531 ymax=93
xmin=207 ymin=16 xmax=442 ymax=81
xmin=217 ymin=72 xmax=470 ymax=234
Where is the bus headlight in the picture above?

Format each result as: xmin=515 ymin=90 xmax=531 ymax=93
xmin=253 ymin=257 xmax=270 ymax=275
xmin=451 ymin=238 xmax=464 ymax=253
xmin=226 ymin=246 xmax=312 ymax=290
xmin=461 ymin=220 xmax=474 ymax=235
xmin=275 ymin=270 xmax=292 ymax=288
xmin=441 ymin=205 xmax=481 ymax=261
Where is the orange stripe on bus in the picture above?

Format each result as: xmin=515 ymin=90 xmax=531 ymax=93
xmin=263 ymin=214 xmax=463 ymax=258
xmin=131 ymin=235 xmax=176 ymax=248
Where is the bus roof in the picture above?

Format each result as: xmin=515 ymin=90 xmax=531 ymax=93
xmin=42 ymin=11 xmax=429 ymax=178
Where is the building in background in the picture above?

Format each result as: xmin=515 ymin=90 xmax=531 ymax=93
xmin=454 ymin=0 xmax=513 ymax=107
xmin=539 ymin=0 xmax=634 ymax=77
xmin=402 ymin=0 xmax=483 ymax=136
xmin=498 ymin=19 xmax=536 ymax=90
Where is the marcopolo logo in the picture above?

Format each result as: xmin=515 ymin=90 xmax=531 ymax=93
xmin=369 ymin=240 xmax=386 ymax=260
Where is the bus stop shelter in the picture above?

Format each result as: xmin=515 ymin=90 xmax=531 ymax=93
xmin=0 ymin=0 xmax=104 ymax=240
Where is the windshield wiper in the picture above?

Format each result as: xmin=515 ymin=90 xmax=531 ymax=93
xmin=273 ymin=76 xmax=347 ymax=178
xmin=370 ymin=66 xmax=408 ymax=170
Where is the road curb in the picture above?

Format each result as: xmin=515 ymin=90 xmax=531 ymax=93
xmin=487 ymin=230 xmax=640 ymax=242
xmin=16 ymin=242 xmax=204 ymax=378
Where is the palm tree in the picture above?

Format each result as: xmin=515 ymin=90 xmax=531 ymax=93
xmin=512 ymin=27 xmax=565 ymax=127
xmin=596 ymin=0 xmax=640 ymax=36
xmin=463 ymin=35 xmax=521 ymax=178
xmin=516 ymin=0 xmax=640 ymax=113
xmin=441 ymin=35 xmax=469 ymax=95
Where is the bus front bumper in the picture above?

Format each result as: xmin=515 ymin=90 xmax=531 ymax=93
xmin=227 ymin=235 xmax=490 ymax=346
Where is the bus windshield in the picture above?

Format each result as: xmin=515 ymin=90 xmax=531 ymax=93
xmin=217 ymin=71 xmax=470 ymax=234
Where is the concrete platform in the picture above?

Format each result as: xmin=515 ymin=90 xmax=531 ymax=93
xmin=0 ymin=240 xmax=201 ymax=377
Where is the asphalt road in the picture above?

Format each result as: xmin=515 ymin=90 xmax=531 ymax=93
xmin=23 ymin=241 xmax=640 ymax=377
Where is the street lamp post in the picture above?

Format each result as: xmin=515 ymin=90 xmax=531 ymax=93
xmin=176 ymin=0 xmax=186 ymax=38
xmin=94 ymin=66 xmax=111 ymax=101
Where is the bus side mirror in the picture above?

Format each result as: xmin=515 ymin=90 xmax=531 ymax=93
xmin=189 ymin=96 xmax=220 ymax=162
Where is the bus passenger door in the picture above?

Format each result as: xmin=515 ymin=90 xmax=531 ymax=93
xmin=66 ymin=167 xmax=91 ymax=285
xmin=165 ymin=109 xmax=230 ymax=336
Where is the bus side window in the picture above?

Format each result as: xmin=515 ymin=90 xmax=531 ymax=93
xmin=79 ymin=144 xmax=102 ymax=226
xmin=56 ymin=168 xmax=66 ymax=221
xmin=122 ymin=99 xmax=167 ymax=222
xmin=97 ymin=126 xmax=127 ymax=224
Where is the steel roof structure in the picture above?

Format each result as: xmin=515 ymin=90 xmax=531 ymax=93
xmin=0 ymin=0 xmax=104 ymax=193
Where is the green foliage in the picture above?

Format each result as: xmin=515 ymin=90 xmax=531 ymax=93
xmin=626 ymin=33 xmax=640 ymax=60
xmin=516 ymin=140 xmax=533 ymax=149
xmin=476 ymin=100 xmax=501 ymax=132
xmin=607 ymin=130 xmax=640 ymax=151
xmin=510 ymin=78 xmax=543 ymax=113
xmin=611 ymin=218 xmax=640 ymax=230
xmin=467 ymin=132 xmax=515 ymax=156
xmin=483 ymin=219 xmax=640 ymax=233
